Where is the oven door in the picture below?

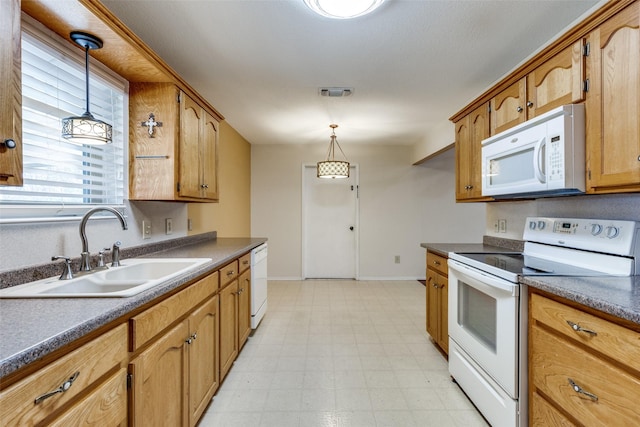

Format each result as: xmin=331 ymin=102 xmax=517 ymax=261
xmin=448 ymin=259 xmax=519 ymax=397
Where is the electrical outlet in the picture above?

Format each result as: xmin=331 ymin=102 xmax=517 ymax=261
xmin=187 ymin=218 xmax=193 ymax=231
xmin=142 ymin=220 xmax=151 ymax=239
xmin=165 ymin=218 xmax=173 ymax=235
xmin=494 ymin=221 xmax=500 ymax=233
xmin=394 ymin=255 xmax=400 ymax=264
xmin=499 ymin=219 xmax=507 ymax=233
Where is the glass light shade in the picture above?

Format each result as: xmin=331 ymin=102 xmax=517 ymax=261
xmin=317 ymin=160 xmax=350 ymax=179
xmin=62 ymin=113 xmax=113 ymax=145
xmin=303 ymin=0 xmax=385 ymax=19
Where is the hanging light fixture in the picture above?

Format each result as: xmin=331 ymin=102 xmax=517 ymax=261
xmin=303 ymin=0 xmax=385 ymax=19
xmin=61 ymin=31 xmax=112 ymax=145
xmin=317 ymin=124 xmax=350 ymax=179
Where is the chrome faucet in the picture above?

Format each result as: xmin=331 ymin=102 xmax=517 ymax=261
xmin=79 ymin=207 xmax=128 ymax=271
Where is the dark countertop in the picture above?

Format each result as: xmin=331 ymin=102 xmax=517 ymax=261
xmin=421 ymin=239 xmax=640 ymax=327
xmin=0 ymin=236 xmax=267 ymax=379
xmin=420 ymin=243 xmax=521 ymax=257
xmin=523 ymin=275 xmax=640 ymax=325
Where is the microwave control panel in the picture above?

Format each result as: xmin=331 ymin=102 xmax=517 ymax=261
xmin=547 ymin=134 xmax=564 ymax=182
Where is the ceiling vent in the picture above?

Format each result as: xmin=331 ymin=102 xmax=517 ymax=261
xmin=319 ymin=87 xmax=353 ymax=97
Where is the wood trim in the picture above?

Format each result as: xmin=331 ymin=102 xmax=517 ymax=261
xmin=449 ymin=0 xmax=636 ymax=122
xmin=21 ymin=0 xmax=224 ymax=121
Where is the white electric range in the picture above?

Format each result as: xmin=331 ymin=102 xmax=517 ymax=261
xmin=447 ymin=217 xmax=640 ymax=427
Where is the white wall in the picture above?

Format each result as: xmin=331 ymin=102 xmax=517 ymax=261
xmin=251 ymin=144 xmax=486 ymax=280
xmin=0 ymin=201 xmax=189 ymax=272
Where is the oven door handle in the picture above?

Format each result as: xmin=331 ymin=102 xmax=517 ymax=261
xmin=448 ymin=259 xmax=519 ymax=296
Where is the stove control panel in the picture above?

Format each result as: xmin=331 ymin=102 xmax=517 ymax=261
xmin=524 ymin=217 xmax=640 ymax=257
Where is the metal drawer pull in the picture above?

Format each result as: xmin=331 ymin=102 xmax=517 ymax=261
xmin=226 ymin=270 xmax=234 ymax=276
xmin=35 ymin=372 xmax=80 ymax=404
xmin=433 ymin=260 xmax=441 ymax=266
xmin=568 ymin=378 xmax=598 ymax=401
xmin=566 ymin=320 xmax=597 ymax=336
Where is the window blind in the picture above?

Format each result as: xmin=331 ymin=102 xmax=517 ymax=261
xmin=0 ymin=27 xmax=126 ymax=208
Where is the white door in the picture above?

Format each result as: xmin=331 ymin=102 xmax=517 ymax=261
xmin=302 ymin=164 xmax=358 ymax=279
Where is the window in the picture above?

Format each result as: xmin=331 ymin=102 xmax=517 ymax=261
xmin=0 ymin=17 xmax=127 ymax=218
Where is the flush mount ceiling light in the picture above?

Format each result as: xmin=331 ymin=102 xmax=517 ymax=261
xmin=303 ymin=0 xmax=385 ymax=19
xmin=317 ymin=124 xmax=350 ymax=179
xmin=61 ymin=31 xmax=112 ymax=145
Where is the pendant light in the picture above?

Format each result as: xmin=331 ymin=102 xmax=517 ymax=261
xmin=61 ymin=32 xmax=112 ymax=145
xmin=317 ymin=124 xmax=350 ymax=179
xmin=303 ymin=0 xmax=385 ymax=19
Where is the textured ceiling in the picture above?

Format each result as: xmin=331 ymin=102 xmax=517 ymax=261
xmin=101 ymin=0 xmax=601 ymax=149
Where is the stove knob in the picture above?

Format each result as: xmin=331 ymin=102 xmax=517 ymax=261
xmin=529 ymin=221 xmax=537 ymax=230
xmin=537 ymin=221 xmax=545 ymax=230
xmin=590 ymin=223 xmax=603 ymax=236
xmin=605 ymin=226 xmax=620 ymax=239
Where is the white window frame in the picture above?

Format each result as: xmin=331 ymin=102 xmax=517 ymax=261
xmin=0 ymin=14 xmax=129 ymax=224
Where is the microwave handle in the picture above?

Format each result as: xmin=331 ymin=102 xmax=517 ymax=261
xmin=533 ymin=136 xmax=546 ymax=183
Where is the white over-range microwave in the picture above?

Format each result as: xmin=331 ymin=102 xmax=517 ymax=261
xmin=481 ymin=104 xmax=585 ymax=199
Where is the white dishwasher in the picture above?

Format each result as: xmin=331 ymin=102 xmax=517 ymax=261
xmin=250 ymin=243 xmax=268 ymax=329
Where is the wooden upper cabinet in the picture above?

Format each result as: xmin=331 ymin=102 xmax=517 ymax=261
xmin=527 ymin=39 xmax=585 ymax=117
xmin=585 ymin=0 xmax=640 ymax=193
xmin=490 ymin=78 xmax=526 ymax=135
xmin=455 ymin=103 xmax=491 ymax=201
xmin=0 ymin=0 xmax=23 ymax=186
xmin=129 ymin=82 xmax=219 ymax=201
xmin=491 ymin=40 xmax=585 ymax=136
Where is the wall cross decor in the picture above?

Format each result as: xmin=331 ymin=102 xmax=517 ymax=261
xmin=141 ymin=113 xmax=163 ymax=137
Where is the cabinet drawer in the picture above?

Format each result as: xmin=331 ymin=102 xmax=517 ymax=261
xmin=0 ymin=323 xmax=127 ymax=427
xmin=238 ymin=252 xmax=251 ymax=273
xmin=531 ymin=325 xmax=640 ymax=426
xmin=130 ymin=271 xmax=219 ymax=351
xmin=49 ymin=368 xmax=127 ymax=427
xmin=220 ymin=260 xmax=238 ymax=287
xmin=531 ymin=293 xmax=640 ymax=371
xmin=531 ymin=391 xmax=574 ymax=426
xmin=426 ymin=251 xmax=448 ymax=275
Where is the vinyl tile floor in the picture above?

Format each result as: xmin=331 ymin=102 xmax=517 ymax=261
xmin=198 ymin=280 xmax=489 ymax=427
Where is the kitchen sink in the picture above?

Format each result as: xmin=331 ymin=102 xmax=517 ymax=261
xmin=0 ymin=258 xmax=212 ymax=298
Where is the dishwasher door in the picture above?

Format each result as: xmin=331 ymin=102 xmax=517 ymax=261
xmin=251 ymin=243 xmax=268 ymax=329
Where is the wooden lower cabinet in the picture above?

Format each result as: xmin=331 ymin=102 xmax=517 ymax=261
xmin=129 ymin=319 xmax=189 ymax=426
xmin=238 ymin=268 xmax=251 ymax=350
xmin=0 ymin=324 xmax=127 ymax=427
xmin=425 ymin=251 xmax=448 ymax=354
xmin=529 ymin=291 xmax=640 ymax=426
xmin=129 ymin=271 xmax=220 ymax=427
xmin=188 ymin=296 xmax=219 ymax=426
xmin=219 ymin=279 xmax=239 ymax=381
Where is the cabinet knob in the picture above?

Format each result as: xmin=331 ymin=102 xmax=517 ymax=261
xmin=526 ymin=101 xmax=534 ymax=108
xmin=227 ymin=270 xmax=234 ymax=276
xmin=1 ymin=139 xmax=16 ymax=149
xmin=516 ymin=106 xmax=523 ymax=113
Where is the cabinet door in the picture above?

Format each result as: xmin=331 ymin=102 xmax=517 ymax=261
xmin=238 ymin=269 xmax=251 ymax=350
xmin=219 ymin=280 xmax=239 ymax=381
xmin=426 ymin=268 xmax=439 ymax=341
xmin=130 ymin=320 xmax=189 ymax=427
xmin=454 ymin=116 xmax=471 ymax=200
xmin=201 ymin=112 xmax=219 ymax=200
xmin=586 ymin=1 xmax=640 ymax=193
xmin=0 ymin=0 xmax=23 ymax=186
xmin=179 ymin=92 xmax=204 ymax=199
xmin=490 ymin=78 xmax=526 ymax=135
xmin=438 ymin=275 xmax=448 ymax=354
xmin=455 ymin=104 xmax=490 ymax=201
xmin=188 ymin=296 xmax=219 ymax=427
xmin=527 ymin=39 xmax=585 ymax=117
